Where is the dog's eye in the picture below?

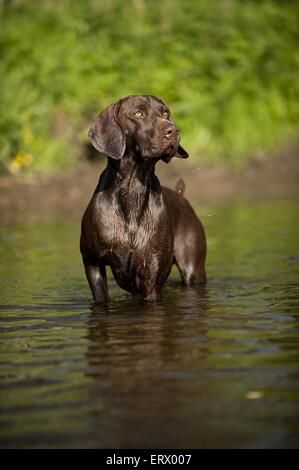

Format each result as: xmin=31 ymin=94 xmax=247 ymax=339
xmin=162 ymin=110 xmax=169 ymax=117
xmin=135 ymin=110 xmax=143 ymax=117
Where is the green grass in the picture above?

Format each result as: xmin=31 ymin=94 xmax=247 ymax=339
xmin=0 ymin=0 xmax=298 ymax=173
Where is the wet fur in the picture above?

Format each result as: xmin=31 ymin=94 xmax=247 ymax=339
xmin=80 ymin=95 xmax=206 ymax=302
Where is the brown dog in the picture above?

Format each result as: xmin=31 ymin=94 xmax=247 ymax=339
xmin=80 ymin=95 xmax=206 ymax=302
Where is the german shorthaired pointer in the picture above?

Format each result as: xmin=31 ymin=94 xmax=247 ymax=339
xmin=80 ymin=95 xmax=206 ymax=302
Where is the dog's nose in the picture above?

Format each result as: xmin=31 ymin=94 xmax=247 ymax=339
xmin=165 ymin=127 xmax=178 ymax=139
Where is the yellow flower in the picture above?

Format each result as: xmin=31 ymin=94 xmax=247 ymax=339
xmin=10 ymin=151 xmax=34 ymax=172
xmin=15 ymin=152 xmax=25 ymax=165
xmin=8 ymin=159 xmax=21 ymax=174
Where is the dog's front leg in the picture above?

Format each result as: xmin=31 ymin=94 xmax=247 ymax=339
xmin=83 ymin=260 xmax=109 ymax=304
xmin=140 ymin=260 xmax=172 ymax=302
xmin=142 ymin=285 xmax=160 ymax=302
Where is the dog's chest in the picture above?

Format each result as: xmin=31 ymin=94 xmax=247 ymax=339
xmin=101 ymin=211 xmax=155 ymax=253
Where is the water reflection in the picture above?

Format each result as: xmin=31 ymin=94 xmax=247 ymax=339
xmin=0 ymin=200 xmax=299 ymax=448
xmin=85 ymin=287 xmax=212 ymax=448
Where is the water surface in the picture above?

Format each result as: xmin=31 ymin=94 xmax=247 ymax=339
xmin=0 ymin=199 xmax=299 ymax=448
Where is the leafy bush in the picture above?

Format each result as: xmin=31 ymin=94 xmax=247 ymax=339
xmin=0 ymin=0 xmax=298 ymax=173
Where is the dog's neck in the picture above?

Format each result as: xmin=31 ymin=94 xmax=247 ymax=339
xmin=113 ymin=152 xmax=157 ymax=183
xmin=97 ymin=152 xmax=162 ymax=221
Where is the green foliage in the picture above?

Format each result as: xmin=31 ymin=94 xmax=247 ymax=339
xmin=0 ymin=0 xmax=298 ymax=173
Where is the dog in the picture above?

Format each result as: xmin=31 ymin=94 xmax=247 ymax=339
xmin=80 ymin=95 xmax=206 ymax=302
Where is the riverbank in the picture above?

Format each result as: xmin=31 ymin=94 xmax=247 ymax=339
xmin=0 ymin=137 xmax=298 ymax=226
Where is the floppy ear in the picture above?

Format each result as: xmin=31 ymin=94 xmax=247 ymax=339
xmin=88 ymin=102 xmax=125 ymax=159
xmin=176 ymin=145 xmax=189 ymax=159
xmin=161 ymin=144 xmax=189 ymax=163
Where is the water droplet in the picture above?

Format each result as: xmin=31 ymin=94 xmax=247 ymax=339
xmin=245 ymin=390 xmax=264 ymax=400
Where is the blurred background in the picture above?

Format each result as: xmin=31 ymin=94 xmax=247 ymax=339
xmin=1 ymin=1 xmax=299 ymax=449
xmin=1 ymin=0 xmax=298 ymax=175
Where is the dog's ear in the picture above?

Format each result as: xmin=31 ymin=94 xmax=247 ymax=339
xmin=175 ymin=145 xmax=189 ymax=159
xmin=161 ymin=144 xmax=189 ymax=163
xmin=88 ymin=102 xmax=125 ymax=159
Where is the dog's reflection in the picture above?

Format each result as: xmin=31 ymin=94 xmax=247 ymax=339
xmin=83 ymin=285 xmax=210 ymax=447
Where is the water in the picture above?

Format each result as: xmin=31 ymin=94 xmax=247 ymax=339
xmin=0 ymin=199 xmax=299 ymax=448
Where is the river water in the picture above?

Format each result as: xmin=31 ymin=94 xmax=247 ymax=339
xmin=0 ymin=199 xmax=299 ymax=448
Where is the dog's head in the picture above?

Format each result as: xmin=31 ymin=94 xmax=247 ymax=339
xmin=88 ymin=95 xmax=188 ymax=162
